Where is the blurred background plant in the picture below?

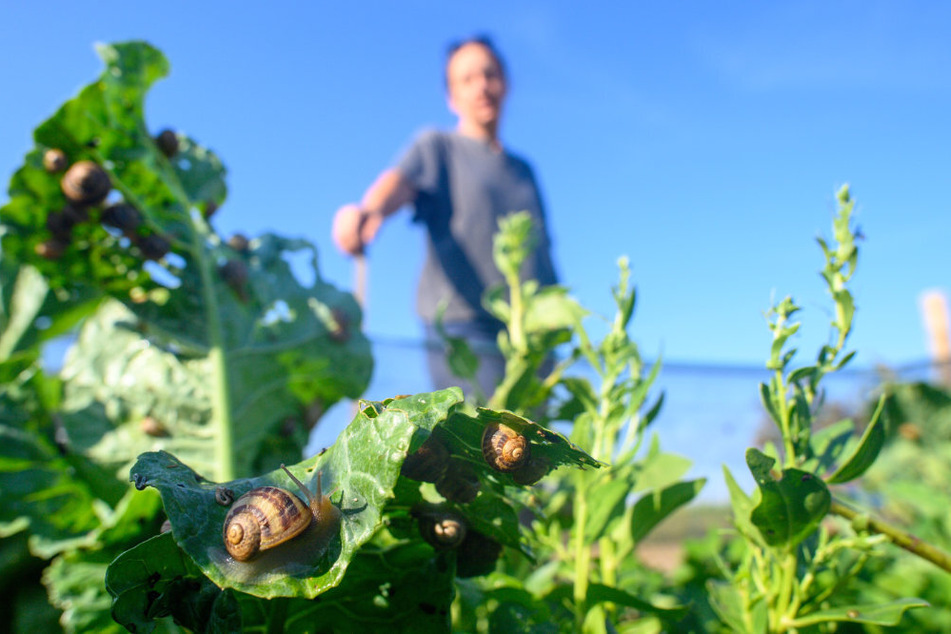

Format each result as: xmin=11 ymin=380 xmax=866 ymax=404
xmin=0 ymin=41 xmax=371 ymax=633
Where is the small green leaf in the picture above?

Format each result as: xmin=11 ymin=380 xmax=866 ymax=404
xmin=707 ymin=580 xmax=766 ymax=634
xmin=632 ymin=439 xmax=692 ymax=493
xmin=803 ymin=419 xmax=854 ymax=474
xmin=759 ymin=382 xmax=780 ymax=427
xmin=747 ymin=448 xmax=830 ymax=549
xmin=789 ymin=598 xmax=929 ymax=627
xmin=630 ymin=478 xmax=705 ymax=544
xmin=723 ymin=465 xmax=762 ymax=545
xmin=583 ymin=477 xmax=632 ymax=542
xmin=585 ymin=583 xmax=686 ymax=619
xmin=827 ymin=394 xmax=886 ymax=484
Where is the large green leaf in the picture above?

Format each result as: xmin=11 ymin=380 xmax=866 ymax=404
xmin=107 ymin=532 xmax=238 ymax=634
xmin=1 ymin=41 xmax=372 ymax=485
xmin=57 ymin=289 xmax=369 ymax=479
xmin=0 ymin=421 xmax=114 ymax=554
xmin=746 ymin=448 xmax=830 ymax=549
xmin=127 ymin=390 xmax=463 ymax=599
xmin=439 ymin=407 xmax=603 ymax=476
xmin=109 ymin=532 xmax=453 ymax=633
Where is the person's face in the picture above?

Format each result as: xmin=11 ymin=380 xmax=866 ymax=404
xmin=446 ymin=43 xmax=507 ymax=129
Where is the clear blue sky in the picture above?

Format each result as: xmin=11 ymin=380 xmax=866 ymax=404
xmin=3 ymin=2 xmax=950 ymax=368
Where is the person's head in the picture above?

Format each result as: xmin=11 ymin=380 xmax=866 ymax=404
xmin=444 ymin=36 xmax=507 ymax=137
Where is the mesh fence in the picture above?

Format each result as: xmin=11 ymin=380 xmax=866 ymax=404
xmin=307 ymin=336 xmax=941 ymax=503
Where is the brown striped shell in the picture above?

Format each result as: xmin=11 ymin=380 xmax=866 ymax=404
xmin=222 ymin=465 xmax=340 ymax=562
xmin=418 ymin=511 xmax=467 ymax=550
xmin=481 ymin=422 xmax=530 ymax=472
xmin=60 ymin=160 xmax=110 ymax=207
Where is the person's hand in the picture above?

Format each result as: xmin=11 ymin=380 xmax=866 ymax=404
xmin=331 ymin=204 xmax=384 ymax=256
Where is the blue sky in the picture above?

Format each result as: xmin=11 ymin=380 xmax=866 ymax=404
xmin=3 ymin=1 xmax=950 ymax=369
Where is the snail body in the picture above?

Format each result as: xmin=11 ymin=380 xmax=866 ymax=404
xmin=482 ymin=422 xmax=530 ymax=472
xmin=222 ymin=465 xmax=340 ymax=562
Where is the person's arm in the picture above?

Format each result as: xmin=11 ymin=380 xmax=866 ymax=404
xmin=332 ymin=168 xmax=416 ymax=256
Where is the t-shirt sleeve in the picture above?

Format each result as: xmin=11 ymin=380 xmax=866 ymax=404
xmin=394 ymin=129 xmax=443 ymax=197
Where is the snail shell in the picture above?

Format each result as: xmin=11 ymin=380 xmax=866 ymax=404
xmin=222 ymin=465 xmax=340 ymax=562
xmin=417 ymin=509 xmax=467 ymax=550
xmin=219 ymin=260 xmax=249 ymax=302
xmin=482 ymin=422 xmax=530 ymax=472
xmin=456 ymin=529 xmax=503 ymax=578
xmin=43 ymin=148 xmax=68 ymax=173
xmin=435 ymin=458 xmax=480 ymax=503
xmin=155 ymin=129 xmax=179 ymax=158
xmin=511 ymin=456 xmax=551 ymax=486
xmin=137 ymin=234 xmax=171 ymax=261
xmin=61 ymin=160 xmax=110 ymax=207
xmin=401 ymin=435 xmax=450 ymax=483
xmin=101 ymin=202 xmax=143 ymax=237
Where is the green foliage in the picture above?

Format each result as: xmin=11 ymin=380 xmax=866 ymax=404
xmin=0 ymin=40 xmax=371 ymax=632
xmin=444 ymin=217 xmax=702 ymax=632
xmin=696 ymin=185 xmax=935 ymax=631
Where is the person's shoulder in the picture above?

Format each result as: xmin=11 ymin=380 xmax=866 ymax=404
xmin=410 ymin=127 xmax=451 ymax=148
xmin=503 ymin=145 xmax=538 ymax=175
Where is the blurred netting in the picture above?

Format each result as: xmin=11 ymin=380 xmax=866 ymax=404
xmin=308 ymin=336 xmax=941 ymax=503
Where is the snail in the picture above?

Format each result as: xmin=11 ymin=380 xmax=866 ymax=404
xmin=415 ymin=507 xmax=467 ymax=550
xmin=140 ymin=416 xmax=170 ymax=438
xmin=327 ymin=307 xmax=350 ymax=343
xmin=482 ymin=422 xmax=530 ymax=472
xmin=43 ymin=148 xmax=68 ymax=173
xmin=227 ymin=233 xmax=250 ymax=253
xmin=61 ymin=160 xmax=110 ymax=207
xmin=35 ymin=239 xmax=68 ymax=260
xmin=222 ymin=464 xmax=340 ymax=562
xmin=435 ymin=458 xmax=480 ymax=503
xmin=46 ymin=210 xmax=77 ymax=242
xmin=203 ymin=199 xmax=219 ymax=219
xmin=401 ymin=435 xmax=450 ymax=483
xmin=137 ymin=234 xmax=171 ymax=261
xmin=155 ymin=129 xmax=179 ymax=158
xmin=511 ymin=456 xmax=551 ymax=486
xmin=219 ymin=259 xmax=249 ymax=301
xmin=456 ymin=529 xmax=503 ymax=578
xmin=101 ymin=202 xmax=143 ymax=237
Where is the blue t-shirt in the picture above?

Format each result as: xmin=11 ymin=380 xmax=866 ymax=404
xmin=396 ymin=129 xmax=558 ymax=328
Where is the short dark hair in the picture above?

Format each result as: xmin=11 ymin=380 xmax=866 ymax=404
xmin=444 ymin=35 xmax=507 ymax=89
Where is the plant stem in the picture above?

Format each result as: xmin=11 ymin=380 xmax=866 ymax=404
xmin=775 ymin=551 xmax=798 ymax=632
xmin=573 ymin=477 xmax=591 ymax=629
xmin=774 ymin=371 xmax=796 ymax=467
xmin=507 ymin=272 xmax=526 ymax=354
xmin=830 ymin=498 xmax=951 ymax=573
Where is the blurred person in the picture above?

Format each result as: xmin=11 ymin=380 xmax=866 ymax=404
xmin=331 ymin=35 xmax=558 ymax=397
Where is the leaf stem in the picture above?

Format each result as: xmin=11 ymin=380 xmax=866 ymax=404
xmin=830 ymin=498 xmax=951 ymax=573
xmin=573 ymin=477 xmax=591 ymax=629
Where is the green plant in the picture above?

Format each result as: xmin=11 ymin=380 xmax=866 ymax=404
xmin=0 ymin=41 xmax=371 ymax=632
xmin=704 ymin=186 xmax=940 ymax=632
xmin=445 ymin=213 xmax=704 ymax=633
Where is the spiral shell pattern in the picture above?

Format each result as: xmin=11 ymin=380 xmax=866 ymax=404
xmin=222 ymin=486 xmax=311 ymax=561
xmin=61 ymin=160 xmax=110 ymax=207
xmin=481 ymin=422 xmax=530 ymax=472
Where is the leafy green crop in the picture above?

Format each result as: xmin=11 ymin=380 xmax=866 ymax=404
xmin=703 ymin=186 xmax=935 ymax=632
xmin=0 ymin=40 xmax=372 ymax=632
